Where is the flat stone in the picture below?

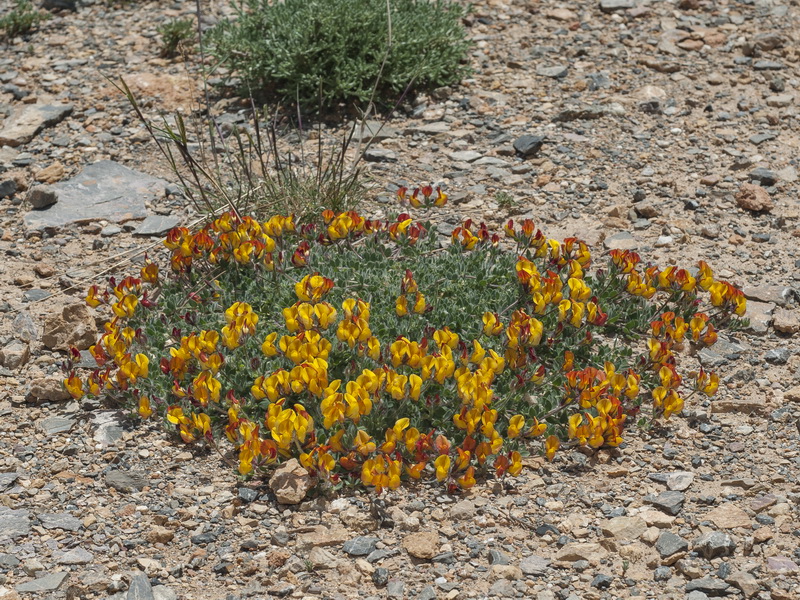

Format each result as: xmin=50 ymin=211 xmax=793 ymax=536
xmin=152 ymin=586 xmax=177 ymax=600
xmin=694 ymin=532 xmax=736 ymax=559
xmin=488 ymin=580 xmax=516 ymax=597
xmin=296 ymin=526 xmax=350 ymax=550
xmin=742 ymin=285 xmax=793 ymax=307
xmin=599 ymin=0 xmax=635 ymax=13
xmin=0 ymin=507 xmax=31 ymax=539
xmin=555 ymin=105 xmax=608 ymax=121
xmin=39 ymin=512 xmax=82 ymax=532
xmin=127 ymin=571 xmax=155 ymax=600
xmin=449 ymin=500 xmax=475 ymax=520
xmin=38 ymin=416 xmax=76 ymax=436
xmin=519 ymin=555 xmax=550 ymax=575
xmin=743 ymin=300 xmax=775 ymax=335
xmin=555 ymin=542 xmax=608 ymax=563
xmin=766 ymin=556 xmax=798 ymax=574
xmin=601 ymin=516 xmax=647 ymax=541
xmin=777 ymin=165 xmax=797 ymax=182
xmin=0 ymin=179 xmax=16 ymax=198
xmin=307 ymin=546 xmax=337 ymax=569
xmin=447 ymin=150 xmax=482 ymax=163
xmin=363 ymin=148 xmax=397 ymax=163
xmin=0 ymin=472 xmax=19 ymax=491
xmin=404 ymin=122 xmax=451 ymax=136
xmin=269 ymin=458 xmax=314 ymax=504
xmin=749 ymin=167 xmax=778 ymax=186
xmin=0 ymin=103 xmax=73 ymax=147
xmin=0 ymin=340 xmax=30 ymax=370
xmin=750 ymin=494 xmax=778 ymax=512
xmin=711 ymin=395 xmax=770 ymax=416
xmin=603 ymin=231 xmax=638 ymax=250
xmin=23 ymin=160 xmax=166 ymax=231
xmin=753 ymin=60 xmax=784 ymax=70
xmin=766 ymin=94 xmax=793 ymax=107
xmin=705 ymin=504 xmax=751 ymax=529
xmin=647 ymin=491 xmax=685 ymax=516
xmin=686 ymin=577 xmax=731 ymax=596
xmin=666 ymin=471 xmax=694 ymax=491
xmin=134 ymin=215 xmax=181 ymax=236
xmin=93 ymin=411 xmax=125 ymax=446
xmin=56 ymin=547 xmax=94 ymax=565
xmin=106 ymin=470 xmax=149 ymax=493
xmin=656 ymin=531 xmax=688 ymax=559
xmin=351 ymin=120 xmax=399 ymax=143
xmin=15 ymin=571 xmax=69 ymax=593
xmin=536 ymin=65 xmax=568 ymax=78
xmin=749 ymin=132 xmax=777 ymax=145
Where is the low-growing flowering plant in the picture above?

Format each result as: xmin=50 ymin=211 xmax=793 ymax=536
xmin=65 ymin=187 xmax=746 ymax=494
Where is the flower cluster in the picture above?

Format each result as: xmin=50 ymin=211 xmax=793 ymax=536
xmin=66 ymin=188 xmax=746 ymax=494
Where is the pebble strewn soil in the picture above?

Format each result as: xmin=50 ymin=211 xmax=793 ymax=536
xmin=1 ymin=0 xmax=800 ymax=599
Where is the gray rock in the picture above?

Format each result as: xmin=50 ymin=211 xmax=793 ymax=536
xmin=656 ymin=531 xmax=689 ymax=558
xmin=106 ymin=469 xmax=149 ymax=493
xmin=0 ymin=472 xmax=19 ymax=490
xmin=15 ymin=571 xmax=69 ymax=593
xmin=603 ymin=231 xmax=638 ymax=251
xmin=27 ymin=185 xmax=58 ymax=209
xmin=39 ymin=512 xmax=82 ymax=532
xmin=343 ymin=536 xmax=378 ymax=556
xmin=351 ymin=120 xmax=399 ymax=143
xmin=387 ymin=579 xmax=405 ymax=598
xmin=22 ymin=288 xmax=51 ymax=303
xmin=520 ymin=555 xmax=550 ymax=575
xmin=372 ymin=567 xmax=389 ymax=587
xmin=0 ymin=103 xmax=73 ymax=147
xmin=0 ymin=506 xmax=31 ymax=539
xmin=749 ymin=167 xmax=778 ymax=186
xmin=591 ymin=574 xmax=613 ymax=589
xmin=489 ymin=549 xmax=511 ymax=565
xmin=513 ymin=135 xmax=545 ymax=157
xmin=765 ymin=347 xmax=791 ymax=365
xmin=417 ymin=586 xmax=436 ymax=600
xmin=647 ymin=491 xmax=685 ymax=515
xmin=127 ymin=571 xmax=155 ymax=600
xmin=404 ymin=122 xmax=451 ymax=136
xmin=555 ymin=105 xmax=607 ymax=122
xmin=447 ymin=150 xmax=482 ymax=163
xmin=489 ymin=579 xmax=516 ymax=597
xmin=23 ymin=160 xmax=167 ymax=231
xmin=694 ymin=532 xmax=736 ymax=559
xmin=0 ymin=179 xmax=17 ymax=198
xmin=654 ymin=566 xmax=672 ymax=581
xmin=38 ymin=416 xmax=76 ymax=436
xmin=449 ymin=500 xmax=475 ymax=520
xmin=753 ymin=60 xmax=784 ymax=70
xmin=749 ymin=132 xmax=777 ymax=145
xmin=599 ymin=0 xmax=635 ymax=13
xmin=537 ymin=65 xmax=568 ymax=78
xmin=0 ymin=553 xmax=20 ymax=567
xmin=726 ymin=571 xmax=759 ymax=598
xmin=56 ymin=547 xmax=94 ymax=564
xmin=363 ymin=148 xmax=397 ymax=163
xmin=152 ymin=585 xmax=177 ymax=600
xmin=685 ymin=576 xmax=731 ymax=596
xmin=134 ymin=215 xmax=181 ymax=236
xmin=12 ymin=310 xmax=39 ymax=342
xmin=93 ymin=411 xmax=125 ymax=446
xmin=101 ymin=225 xmax=122 ymax=237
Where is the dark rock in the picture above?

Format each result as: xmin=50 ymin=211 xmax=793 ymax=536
xmin=417 ymin=586 xmax=437 ymax=600
xmin=513 ymin=134 xmax=545 ymax=157
xmin=749 ymin=167 xmax=778 ymax=186
xmin=685 ymin=576 xmax=731 ymax=596
xmin=654 ymin=566 xmax=672 ymax=581
xmin=372 ymin=568 xmax=389 ymax=588
xmin=753 ymin=60 xmax=784 ymax=70
xmin=765 ymin=347 xmax=791 ymax=365
xmin=489 ymin=549 xmax=511 ymax=565
xmin=343 ymin=536 xmax=378 ymax=556
xmin=647 ymin=491 xmax=685 ymax=515
xmin=38 ymin=416 xmax=76 ymax=436
xmin=0 ymin=179 xmax=16 ymax=198
xmin=599 ymin=0 xmax=635 ymax=13
xmin=591 ymin=574 xmax=613 ymax=589
xmin=656 ymin=531 xmax=689 ymax=558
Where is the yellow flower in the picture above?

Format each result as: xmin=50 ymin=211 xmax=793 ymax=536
xmin=434 ymin=455 xmax=451 ymax=482
xmin=138 ymin=395 xmax=153 ymax=419
xmin=85 ymin=285 xmax=103 ymax=308
xmin=507 ymin=415 xmax=525 ymax=439
xmin=544 ymin=435 xmax=559 ymax=461
xmin=63 ymin=375 xmax=84 ymax=399
xmin=262 ymin=332 xmax=279 ymax=357
xmin=433 ymin=327 xmax=459 ymax=350
xmin=482 ymin=312 xmax=504 ymax=336
xmin=395 ymin=295 xmax=409 ymax=317
xmin=408 ymin=374 xmax=423 ymax=401
xmin=412 ymin=292 xmax=426 ymax=314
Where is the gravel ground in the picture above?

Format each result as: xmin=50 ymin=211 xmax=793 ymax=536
xmin=1 ymin=0 xmax=800 ymax=599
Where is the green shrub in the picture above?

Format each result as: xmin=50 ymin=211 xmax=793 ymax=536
xmin=209 ymin=0 xmax=472 ymax=111
xmin=0 ymin=0 xmax=48 ymax=39
xmin=66 ymin=190 xmax=747 ymax=494
xmin=157 ymin=17 xmax=194 ymax=58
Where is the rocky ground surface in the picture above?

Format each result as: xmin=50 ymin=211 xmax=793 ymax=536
xmin=1 ymin=0 xmax=800 ymax=598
